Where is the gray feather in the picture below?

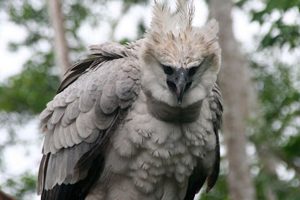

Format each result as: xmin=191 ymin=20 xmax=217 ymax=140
xmin=84 ymin=131 xmax=99 ymax=143
xmin=61 ymin=100 xmax=80 ymax=127
xmin=116 ymin=78 xmax=136 ymax=101
xmin=53 ymin=125 xmax=63 ymax=150
xmin=63 ymin=125 xmax=74 ymax=147
xmin=39 ymin=109 xmax=52 ymax=122
xmin=43 ymin=132 xmax=52 ymax=154
xmin=52 ymin=94 xmax=67 ymax=108
xmin=79 ymin=89 xmax=97 ymax=113
xmin=69 ymin=123 xmax=82 ymax=145
xmin=50 ymin=107 xmax=64 ymax=125
xmin=76 ymin=110 xmax=97 ymax=139
xmin=100 ymin=77 xmax=118 ymax=114
xmin=44 ymin=142 xmax=94 ymax=189
xmin=93 ymin=103 xmax=116 ymax=130
xmin=38 ymin=41 xmax=142 ymax=195
xmin=46 ymin=101 xmax=54 ymax=111
xmin=65 ymin=88 xmax=78 ymax=103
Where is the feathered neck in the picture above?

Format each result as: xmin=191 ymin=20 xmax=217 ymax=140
xmin=144 ymin=90 xmax=202 ymax=123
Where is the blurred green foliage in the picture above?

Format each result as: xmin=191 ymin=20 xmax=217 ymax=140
xmin=204 ymin=0 xmax=300 ymax=199
xmin=237 ymin=0 xmax=300 ymax=48
xmin=0 ymin=0 xmax=299 ymax=199
xmin=250 ymin=61 xmax=300 ymax=200
xmin=1 ymin=172 xmax=37 ymax=200
xmin=247 ymin=1 xmax=300 ymax=199
xmin=0 ymin=53 xmax=59 ymax=114
xmin=200 ymin=175 xmax=229 ymax=200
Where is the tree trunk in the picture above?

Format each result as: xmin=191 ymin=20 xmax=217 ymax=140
xmin=256 ymin=146 xmax=278 ymax=200
xmin=47 ymin=0 xmax=70 ymax=77
xmin=209 ymin=0 xmax=256 ymax=200
xmin=0 ymin=190 xmax=15 ymax=200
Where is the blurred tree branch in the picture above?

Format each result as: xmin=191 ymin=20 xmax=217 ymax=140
xmin=0 ymin=190 xmax=15 ymax=200
xmin=47 ymin=0 xmax=71 ymax=77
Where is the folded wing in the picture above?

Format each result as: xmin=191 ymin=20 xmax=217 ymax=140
xmin=38 ymin=42 xmax=141 ymax=200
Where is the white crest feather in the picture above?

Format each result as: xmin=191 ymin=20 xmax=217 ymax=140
xmin=151 ymin=0 xmax=195 ymax=34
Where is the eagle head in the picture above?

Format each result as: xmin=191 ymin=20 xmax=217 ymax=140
xmin=140 ymin=0 xmax=221 ymax=108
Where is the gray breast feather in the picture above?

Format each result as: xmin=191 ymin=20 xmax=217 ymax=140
xmin=184 ymin=84 xmax=223 ymax=200
xmin=38 ymin=42 xmax=141 ymax=194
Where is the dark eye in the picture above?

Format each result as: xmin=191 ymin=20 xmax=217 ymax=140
xmin=185 ymin=81 xmax=192 ymax=92
xmin=162 ymin=65 xmax=174 ymax=75
xmin=188 ymin=66 xmax=198 ymax=76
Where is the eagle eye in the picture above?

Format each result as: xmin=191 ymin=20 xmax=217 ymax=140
xmin=188 ymin=66 xmax=198 ymax=76
xmin=188 ymin=57 xmax=207 ymax=76
xmin=162 ymin=65 xmax=174 ymax=75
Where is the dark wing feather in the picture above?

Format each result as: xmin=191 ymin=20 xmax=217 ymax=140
xmin=57 ymin=56 xmax=99 ymax=93
xmin=184 ymin=164 xmax=208 ymax=200
xmin=41 ymin=141 xmax=105 ymax=200
xmin=184 ymin=84 xmax=223 ymax=200
xmin=57 ymin=42 xmax=128 ymax=93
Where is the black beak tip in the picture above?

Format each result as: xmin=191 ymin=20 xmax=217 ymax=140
xmin=177 ymin=98 xmax=182 ymax=105
xmin=176 ymin=91 xmax=184 ymax=105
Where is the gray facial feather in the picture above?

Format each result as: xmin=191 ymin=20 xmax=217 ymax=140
xmin=146 ymin=92 xmax=203 ymax=123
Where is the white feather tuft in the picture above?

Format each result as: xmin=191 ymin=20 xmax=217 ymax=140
xmin=150 ymin=0 xmax=195 ymax=34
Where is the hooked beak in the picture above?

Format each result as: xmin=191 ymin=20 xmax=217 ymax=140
xmin=166 ymin=68 xmax=192 ymax=105
xmin=175 ymin=71 xmax=187 ymax=105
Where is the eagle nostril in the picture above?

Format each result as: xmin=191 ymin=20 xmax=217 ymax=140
xmin=166 ymin=80 xmax=176 ymax=92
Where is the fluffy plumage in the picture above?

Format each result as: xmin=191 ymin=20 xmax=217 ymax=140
xmin=38 ymin=1 xmax=223 ymax=200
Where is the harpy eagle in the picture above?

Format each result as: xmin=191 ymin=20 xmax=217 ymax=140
xmin=38 ymin=1 xmax=223 ymax=199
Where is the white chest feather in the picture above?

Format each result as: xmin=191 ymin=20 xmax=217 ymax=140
xmin=104 ymin=93 xmax=216 ymax=199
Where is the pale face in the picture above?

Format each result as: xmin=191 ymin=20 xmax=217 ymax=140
xmin=140 ymin=2 xmax=221 ymax=107
xmin=140 ymin=31 xmax=221 ymax=107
